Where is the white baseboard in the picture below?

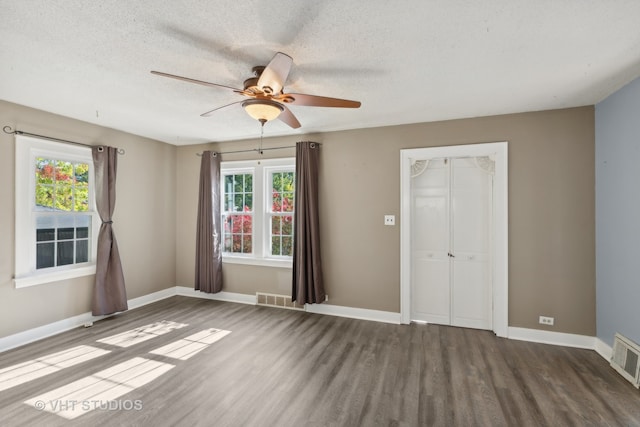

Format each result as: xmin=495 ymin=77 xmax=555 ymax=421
xmin=594 ymin=337 xmax=613 ymax=362
xmin=0 ymin=287 xmax=177 ymax=353
xmin=127 ymin=286 xmax=177 ymax=309
xmin=508 ymin=326 xmax=595 ymax=350
xmin=0 ymin=311 xmax=100 ymax=354
xmin=176 ymin=286 xmax=256 ymax=305
xmin=177 ymin=286 xmax=400 ymax=324
xmin=305 ymin=303 xmax=401 ymax=324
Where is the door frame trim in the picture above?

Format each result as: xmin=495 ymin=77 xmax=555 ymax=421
xmin=400 ymin=142 xmax=509 ymax=337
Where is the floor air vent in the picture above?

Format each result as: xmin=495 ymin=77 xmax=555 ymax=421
xmin=611 ymin=333 xmax=640 ymax=388
xmin=256 ymin=293 xmax=305 ymax=311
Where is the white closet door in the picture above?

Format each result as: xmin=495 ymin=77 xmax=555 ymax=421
xmin=411 ymin=159 xmax=449 ymax=323
xmin=450 ymin=158 xmax=492 ymax=329
xmin=410 ymin=157 xmax=493 ymax=330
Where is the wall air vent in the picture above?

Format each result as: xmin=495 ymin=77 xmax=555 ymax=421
xmin=610 ymin=333 xmax=640 ymax=388
xmin=256 ymin=293 xmax=304 ymax=311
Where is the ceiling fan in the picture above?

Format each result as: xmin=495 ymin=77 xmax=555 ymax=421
xmin=151 ymin=52 xmax=361 ymax=129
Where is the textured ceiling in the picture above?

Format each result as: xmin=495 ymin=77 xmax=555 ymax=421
xmin=1 ymin=1 xmax=640 ymax=145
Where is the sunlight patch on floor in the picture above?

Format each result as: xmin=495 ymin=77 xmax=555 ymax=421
xmin=24 ymin=357 xmax=174 ymax=420
xmin=150 ymin=328 xmax=231 ymax=360
xmin=96 ymin=320 xmax=188 ymax=348
xmin=0 ymin=345 xmax=110 ymax=392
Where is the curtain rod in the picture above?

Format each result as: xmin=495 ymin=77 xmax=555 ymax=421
xmin=3 ymin=126 xmax=125 ymax=155
xmin=196 ymin=142 xmax=318 ymax=157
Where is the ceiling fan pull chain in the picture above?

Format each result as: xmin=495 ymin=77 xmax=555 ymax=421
xmin=259 ymin=119 xmax=265 ymax=155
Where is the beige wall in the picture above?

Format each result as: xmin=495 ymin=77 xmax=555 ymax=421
xmin=176 ymin=107 xmax=595 ymax=335
xmin=0 ymin=100 xmax=595 ymax=339
xmin=0 ymin=100 xmax=177 ymax=337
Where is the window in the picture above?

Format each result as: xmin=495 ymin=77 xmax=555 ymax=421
xmin=221 ymin=158 xmax=295 ymax=267
xmin=222 ymin=172 xmax=254 ymax=255
xmin=269 ymin=171 xmax=294 ymax=257
xmin=15 ymin=135 xmax=99 ymax=288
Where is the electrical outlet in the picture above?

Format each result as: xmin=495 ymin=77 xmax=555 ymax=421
xmin=384 ymin=215 xmax=395 ymax=226
xmin=539 ymin=316 xmax=554 ymax=326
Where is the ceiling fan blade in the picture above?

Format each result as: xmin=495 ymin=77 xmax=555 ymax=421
xmin=200 ymin=100 xmax=245 ymax=117
xmin=279 ymin=93 xmax=361 ymax=108
xmin=257 ymin=52 xmax=292 ymax=95
xmin=278 ymin=105 xmax=301 ymax=129
xmin=151 ymin=71 xmax=242 ymax=92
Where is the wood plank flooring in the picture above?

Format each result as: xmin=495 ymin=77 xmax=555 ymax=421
xmin=1 ymin=296 xmax=639 ymax=426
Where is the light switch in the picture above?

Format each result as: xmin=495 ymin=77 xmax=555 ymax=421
xmin=384 ymin=215 xmax=395 ymax=226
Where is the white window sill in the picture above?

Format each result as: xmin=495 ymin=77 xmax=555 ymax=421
xmin=222 ymin=256 xmax=292 ymax=269
xmin=14 ymin=264 xmax=97 ymax=288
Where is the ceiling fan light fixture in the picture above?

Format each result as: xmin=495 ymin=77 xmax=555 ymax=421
xmin=242 ymin=99 xmax=284 ymax=122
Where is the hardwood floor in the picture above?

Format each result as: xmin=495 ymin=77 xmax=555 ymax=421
xmin=1 ymin=296 xmax=639 ymax=426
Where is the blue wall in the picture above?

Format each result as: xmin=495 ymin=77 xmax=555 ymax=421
xmin=595 ymin=76 xmax=640 ymax=347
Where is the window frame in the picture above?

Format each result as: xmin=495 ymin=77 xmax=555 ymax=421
xmin=14 ymin=135 xmax=99 ymax=288
xmin=220 ymin=158 xmax=295 ymax=268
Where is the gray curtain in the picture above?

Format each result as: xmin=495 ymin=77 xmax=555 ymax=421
xmin=292 ymin=141 xmax=325 ymax=304
xmin=92 ymin=146 xmax=127 ymax=315
xmin=195 ymin=151 xmax=223 ymax=293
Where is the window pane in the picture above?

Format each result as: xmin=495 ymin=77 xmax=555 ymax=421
xmin=241 ymin=215 xmax=252 ymax=233
xmin=55 ymin=161 xmax=74 ymax=183
xmin=223 ymin=235 xmax=232 ymax=252
xmin=271 ymin=236 xmax=281 ymax=256
xmin=230 ymin=215 xmax=241 ymax=233
xmin=282 ymin=215 xmax=293 ymax=235
xmin=57 ymin=241 xmax=74 ymax=265
xmin=225 ymin=194 xmax=233 ymax=212
xmin=282 ymin=236 xmax=293 ymax=256
xmin=74 ymin=163 xmax=89 ymax=183
xmin=35 ymin=185 xmax=54 ymax=208
xmin=271 ymin=216 xmax=281 ymax=235
xmin=232 ymin=235 xmax=242 ymax=253
xmin=37 ymin=228 xmax=55 ymax=242
xmin=35 ymin=158 xmax=54 ymax=184
xmin=272 ymin=192 xmax=282 ymax=213
xmin=75 ymin=182 xmax=89 ymax=212
xmin=244 ymin=193 xmax=253 ymax=210
xmin=36 ymin=243 xmax=55 ymax=269
xmin=242 ymin=235 xmax=252 ymax=254
xmin=234 ymin=194 xmax=244 ymax=211
xmin=55 ymin=184 xmax=73 ymax=211
xmin=224 ymin=175 xmax=233 ymax=192
xmin=272 ymin=172 xmax=282 ymax=191
xmin=234 ymin=175 xmax=243 ymax=192
xmin=76 ymin=240 xmax=88 ymax=263
xmin=271 ymin=171 xmax=295 ymax=215
xmin=282 ymin=192 xmax=294 ymax=212
xmin=244 ymin=174 xmax=252 ymax=192
xmin=58 ymin=227 xmax=75 ymax=240
xmin=76 ymin=227 xmax=89 ymax=238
